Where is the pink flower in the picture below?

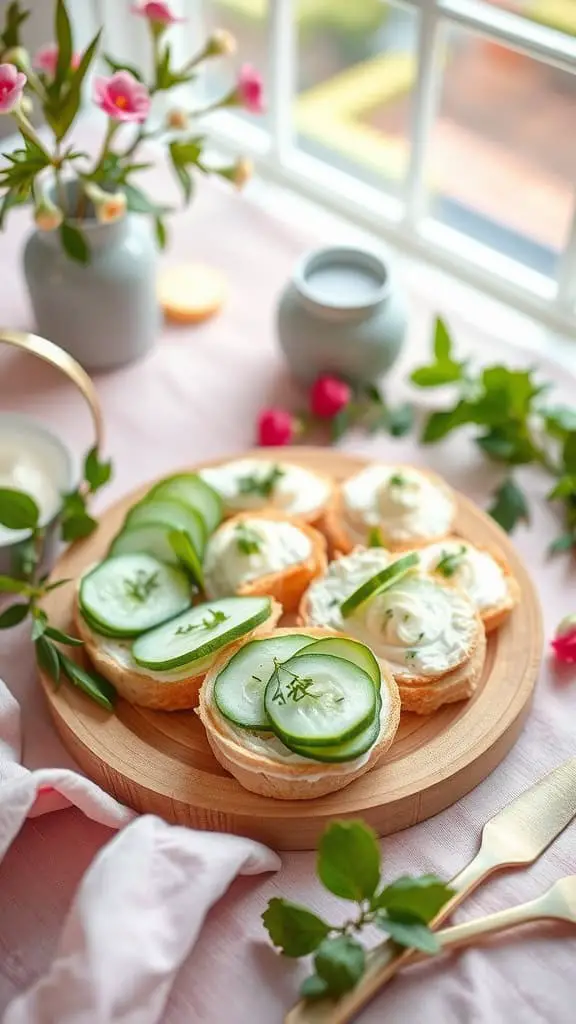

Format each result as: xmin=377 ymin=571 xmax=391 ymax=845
xmin=131 ymin=2 xmax=184 ymax=25
xmin=236 ymin=64 xmax=265 ymax=114
xmin=93 ymin=71 xmax=151 ymax=123
xmin=33 ymin=43 xmax=81 ymax=77
xmin=310 ymin=376 xmax=352 ymax=419
xmin=551 ymin=615 xmax=576 ymax=664
xmin=257 ymin=408 xmax=298 ymax=447
xmin=0 ymin=63 xmax=27 ymax=114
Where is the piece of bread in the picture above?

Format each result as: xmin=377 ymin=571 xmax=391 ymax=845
xmin=197 ymin=627 xmax=401 ymax=799
xmin=204 ymin=510 xmax=328 ymax=614
xmin=158 ymin=263 xmax=226 ymax=324
xmin=322 ymin=464 xmax=456 ymax=555
xmin=396 ymin=626 xmax=487 ymax=714
xmin=74 ymin=595 xmax=282 ymax=711
xmin=413 ymin=536 xmax=520 ymax=634
xmin=198 ymin=459 xmax=336 ymax=528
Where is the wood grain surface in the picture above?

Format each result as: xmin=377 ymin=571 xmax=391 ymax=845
xmin=38 ymin=448 xmax=542 ymax=851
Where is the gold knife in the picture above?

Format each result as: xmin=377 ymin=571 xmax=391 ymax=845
xmin=286 ymin=756 xmax=576 ymax=1024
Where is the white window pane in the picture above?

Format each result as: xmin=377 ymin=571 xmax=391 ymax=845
xmin=426 ymin=27 xmax=576 ymax=279
xmin=296 ymin=1 xmax=419 ymax=198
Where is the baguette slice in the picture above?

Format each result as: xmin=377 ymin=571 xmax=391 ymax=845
xmin=396 ymin=627 xmax=487 ymax=714
xmin=198 ymin=458 xmax=335 ymax=527
xmin=197 ymin=627 xmax=401 ymax=799
xmin=204 ymin=510 xmax=327 ymax=613
xmin=323 ymin=464 xmax=456 ymax=555
xmin=74 ymin=595 xmax=282 ymax=711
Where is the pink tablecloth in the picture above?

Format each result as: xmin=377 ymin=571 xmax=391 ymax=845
xmin=1 ymin=178 xmax=576 ymax=1024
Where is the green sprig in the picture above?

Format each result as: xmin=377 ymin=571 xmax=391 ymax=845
xmin=262 ymin=820 xmax=453 ymax=1001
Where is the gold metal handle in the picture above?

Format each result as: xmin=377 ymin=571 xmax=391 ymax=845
xmin=0 ymin=328 xmax=104 ymax=449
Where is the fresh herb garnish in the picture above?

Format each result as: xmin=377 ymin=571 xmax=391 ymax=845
xmin=262 ymin=820 xmax=454 ymax=999
xmin=405 ymin=650 xmax=417 ymax=661
xmin=176 ymin=609 xmax=228 ymax=635
xmin=271 ymin=660 xmax=319 ymax=705
xmin=389 ymin=472 xmax=406 ymax=487
xmin=124 ymin=570 xmax=159 ymax=603
xmin=61 ymin=446 xmax=112 ymax=542
xmin=235 ymin=521 xmax=262 ymax=555
xmin=367 ymin=526 xmax=385 ymax=547
xmin=435 ymin=545 xmax=467 ymax=578
xmin=238 ymin=464 xmax=285 ymax=499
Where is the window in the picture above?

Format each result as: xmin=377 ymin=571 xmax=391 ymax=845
xmin=107 ymin=0 xmax=576 ymax=334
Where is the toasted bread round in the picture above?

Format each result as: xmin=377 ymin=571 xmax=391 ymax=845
xmin=197 ymin=627 xmax=401 ymax=799
xmin=74 ymin=596 xmax=282 ymax=711
xmin=396 ymin=626 xmax=487 ymax=714
xmin=323 ymin=464 xmax=456 ymax=555
xmin=198 ymin=459 xmax=335 ymax=527
xmin=204 ymin=510 xmax=327 ymax=614
xmin=413 ymin=536 xmax=520 ymax=633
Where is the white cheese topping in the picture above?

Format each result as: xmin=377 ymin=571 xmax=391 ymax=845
xmin=341 ymin=465 xmax=455 ymax=546
xmin=415 ymin=539 xmax=508 ymax=611
xmin=199 ymin=459 xmax=330 ymax=516
xmin=204 ymin=517 xmax=312 ymax=598
xmin=305 ymin=549 xmax=477 ymax=678
xmin=86 ymin=628 xmax=213 ymax=681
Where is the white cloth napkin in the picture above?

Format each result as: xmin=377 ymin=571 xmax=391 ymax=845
xmin=0 ymin=679 xmax=280 ymax=1023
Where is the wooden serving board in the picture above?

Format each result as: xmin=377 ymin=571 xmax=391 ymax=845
xmin=38 ymin=448 xmax=542 ymax=851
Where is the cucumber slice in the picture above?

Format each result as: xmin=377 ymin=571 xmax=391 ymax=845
xmin=264 ymin=653 xmax=376 ymax=747
xmin=214 ymin=633 xmax=317 ymax=730
xmin=340 ymin=553 xmax=420 ymax=618
xmin=148 ymin=474 xmax=222 ymax=534
xmin=286 ymin=707 xmax=381 ymax=763
xmin=125 ymin=498 xmax=207 ymax=554
xmin=292 ymin=637 xmax=380 ymax=689
xmin=131 ymin=596 xmax=272 ymax=670
xmin=79 ymin=554 xmax=192 ymax=638
xmin=109 ymin=523 xmax=204 ymax=588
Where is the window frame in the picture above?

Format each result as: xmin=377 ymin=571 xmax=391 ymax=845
xmin=98 ymin=0 xmax=576 ymax=336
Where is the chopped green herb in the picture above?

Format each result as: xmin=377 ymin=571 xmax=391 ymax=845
xmin=384 ymin=608 xmax=394 ymax=621
xmin=389 ymin=473 xmax=406 ymax=487
xmin=176 ymin=609 xmax=228 ymax=635
xmin=271 ymin=660 xmax=320 ymax=705
xmin=405 ymin=650 xmax=417 ymax=661
xmin=235 ymin=522 xmax=262 ymax=555
xmin=238 ymin=465 xmax=285 ymax=499
xmin=435 ymin=545 xmax=467 ymax=578
xmin=367 ymin=526 xmax=385 ymax=548
xmin=124 ymin=570 xmax=159 ymax=603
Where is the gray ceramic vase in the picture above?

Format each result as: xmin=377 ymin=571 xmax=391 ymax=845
xmin=23 ymin=212 xmax=160 ymax=372
xmin=277 ymin=246 xmax=407 ymax=386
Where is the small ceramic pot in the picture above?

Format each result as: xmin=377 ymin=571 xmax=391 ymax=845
xmin=23 ymin=209 xmax=160 ymax=373
xmin=277 ymin=246 xmax=407 ymax=386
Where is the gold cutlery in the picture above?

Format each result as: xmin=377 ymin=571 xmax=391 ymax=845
xmin=286 ymin=756 xmax=576 ymax=1024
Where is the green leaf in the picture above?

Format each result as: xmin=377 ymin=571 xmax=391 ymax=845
xmin=433 ymin=317 xmax=452 ymax=363
xmin=59 ymin=652 xmax=116 ymax=711
xmin=45 ymin=577 xmax=72 ymax=593
xmin=421 ymin=402 xmax=471 ymax=443
xmin=0 ymin=602 xmax=29 ymax=628
xmin=488 ymin=478 xmax=529 ymax=533
xmin=317 ymin=820 xmax=380 ymax=902
xmin=170 ymin=157 xmax=193 ymax=204
xmin=36 ymin=636 xmax=61 ymax=683
xmin=0 ymin=575 xmax=30 ymax=594
xmin=314 ymin=936 xmax=365 ymax=996
xmin=0 ymin=186 xmax=27 ymax=230
xmin=31 ymin=609 xmax=48 ymax=641
xmin=170 ymin=138 xmax=204 ymax=166
xmin=60 ymin=222 xmax=90 ymax=265
xmin=2 ymin=2 xmax=29 ymax=49
xmin=331 ymin=408 xmax=350 ymax=442
xmin=52 ymin=28 xmax=102 ymax=141
xmin=155 ymin=216 xmax=168 ymax=250
xmin=547 ymin=475 xmax=576 ymax=501
xmin=549 ymin=532 xmax=575 ymax=555
xmin=168 ymin=529 xmax=204 ymax=588
xmin=54 ymin=0 xmax=73 ymax=85
xmin=299 ymin=974 xmax=330 ymax=1001
xmin=44 ymin=625 xmax=84 ymax=647
xmin=410 ymin=363 xmax=463 ymax=388
xmin=563 ymin=433 xmax=576 ymax=473
xmin=262 ymin=899 xmax=330 ymax=957
xmin=61 ymin=512 xmax=98 ymax=542
xmin=0 ymin=488 xmax=40 ymax=530
xmin=475 ymin=429 xmax=536 ymax=466
xmin=84 ymin=447 xmax=112 ymax=492
xmin=375 ymin=911 xmax=440 ymax=954
xmin=123 ymin=183 xmax=167 ymax=215
xmin=372 ymin=875 xmax=453 ymax=923
xmin=387 ymin=403 xmax=414 ymax=437
xmin=103 ymin=54 xmax=144 ymax=82
xmin=11 ymin=537 xmax=39 ymax=579
xmin=544 ymin=405 xmax=576 ymax=439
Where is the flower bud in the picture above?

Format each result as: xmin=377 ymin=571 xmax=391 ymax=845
xmin=96 ymin=191 xmax=127 ymax=225
xmin=555 ymin=614 xmax=576 ymax=638
xmin=34 ymin=195 xmax=63 ymax=232
xmin=3 ymin=46 xmax=30 ymax=71
xmin=166 ymin=107 xmax=189 ymax=131
xmin=219 ymin=157 xmax=252 ymax=190
xmin=206 ymin=29 xmax=236 ymax=57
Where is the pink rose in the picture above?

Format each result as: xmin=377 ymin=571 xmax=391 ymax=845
xmin=93 ymin=71 xmax=151 ymax=124
xmin=257 ymin=408 xmax=299 ymax=447
xmin=131 ymin=2 xmax=184 ymax=25
xmin=0 ymin=63 xmax=27 ymax=114
xmin=33 ymin=43 xmax=80 ymax=77
xmin=310 ymin=376 xmax=352 ymax=419
xmin=236 ymin=64 xmax=265 ymax=114
xmin=551 ymin=615 xmax=576 ymax=664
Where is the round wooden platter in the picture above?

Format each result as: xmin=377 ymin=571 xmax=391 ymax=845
xmin=39 ymin=447 xmax=542 ymax=851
